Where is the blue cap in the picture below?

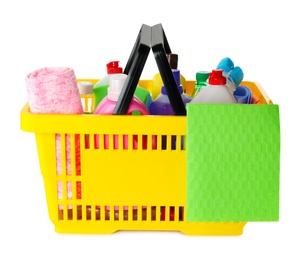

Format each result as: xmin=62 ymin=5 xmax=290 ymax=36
xmin=216 ymin=57 xmax=234 ymax=73
xmin=229 ymin=66 xmax=244 ymax=86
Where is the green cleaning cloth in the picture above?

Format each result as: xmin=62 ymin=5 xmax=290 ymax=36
xmin=186 ymin=104 xmax=280 ymax=222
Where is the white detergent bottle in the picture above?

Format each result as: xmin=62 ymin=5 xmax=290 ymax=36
xmin=190 ymin=69 xmax=237 ymax=104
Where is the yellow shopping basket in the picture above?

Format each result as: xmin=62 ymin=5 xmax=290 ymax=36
xmin=20 ymin=24 xmax=280 ymax=235
xmin=20 ymin=78 xmax=274 ymax=235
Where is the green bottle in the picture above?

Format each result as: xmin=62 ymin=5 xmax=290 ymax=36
xmin=191 ymin=71 xmax=210 ymax=98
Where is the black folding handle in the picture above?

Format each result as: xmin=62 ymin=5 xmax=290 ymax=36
xmin=113 ymin=23 xmax=186 ymax=116
xmin=113 ymin=24 xmax=151 ymax=115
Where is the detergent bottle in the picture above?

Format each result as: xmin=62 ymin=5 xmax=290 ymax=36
xmin=191 ymin=69 xmax=237 ymax=104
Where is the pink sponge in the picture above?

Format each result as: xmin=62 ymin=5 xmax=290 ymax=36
xmin=25 ymin=67 xmax=83 ymax=206
xmin=25 ymin=67 xmax=83 ymax=114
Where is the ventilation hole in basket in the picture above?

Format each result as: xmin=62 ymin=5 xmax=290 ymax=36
xmin=151 ymin=206 xmax=156 ymax=221
xmin=55 ymin=134 xmax=62 ymax=175
xmin=171 ymin=136 xmax=176 ymax=150
xmin=179 ymin=206 xmax=184 ymax=221
xmin=169 ymin=206 xmax=175 ymax=221
xmin=95 ymin=206 xmax=100 ymax=220
xmin=132 ymin=207 xmax=138 ymax=221
xmin=123 ymin=206 xmax=128 ymax=220
xmin=76 ymin=181 xmax=82 ymax=199
xmin=85 ymin=134 xmax=90 ymax=149
xmin=93 ymin=134 xmax=99 ymax=149
xmin=75 ymin=134 xmax=81 ymax=176
xmin=122 ymin=135 xmax=128 ymax=149
xmin=67 ymin=181 xmax=72 ymax=200
xmin=160 ymin=206 xmax=166 ymax=221
xmin=57 ymin=181 xmax=63 ymax=200
xmin=77 ymin=205 xmax=82 ymax=220
xmin=65 ymin=134 xmax=71 ymax=175
xmin=86 ymin=206 xmax=91 ymax=220
xmin=132 ymin=135 xmax=138 ymax=150
xmin=151 ymin=135 xmax=157 ymax=150
xmin=114 ymin=206 xmax=119 ymax=221
xmin=103 ymin=134 xmax=109 ymax=149
xmin=58 ymin=205 xmax=64 ymax=220
xmin=161 ymin=135 xmax=167 ymax=150
xmin=68 ymin=205 xmax=73 ymax=220
xmin=142 ymin=206 xmax=147 ymax=221
xmin=113 ymin=135 xmax=119 ymax=150
xmin=142 ymin=135 xmax=147 ymax=150
xmin=180 ymin=135 xmax=186 ymax=150
xmin=105 ymin=206 xmax=110 ymax=220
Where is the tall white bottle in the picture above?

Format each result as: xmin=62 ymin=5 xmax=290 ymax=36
xmin=190 ymin=69 xmax=236 ymax=104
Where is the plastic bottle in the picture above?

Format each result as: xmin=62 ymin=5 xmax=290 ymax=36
xmin=152 ymin=53 xmax=186 ymax=100
xmin=93 ymin=61 xmax=123 ymax=108
xmin=94 ymin=74 xmax=150 ymax=149
xmin=77 ymin=81 xmax=95 ymax=114
xmin=216 ymin=57 xmax=244 ymax=95
xmin=191 ymin=69 xmax=237 ymax=104
xmin=150 ymin=69 xmax=192 ymax=115
xmin=191 ymin=71 xmax=210 ymax=98
xmin=93 ymin=61 xmax=152 ymax=109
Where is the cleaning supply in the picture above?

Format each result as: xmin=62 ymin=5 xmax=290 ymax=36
xmin=78 ymin=81 xmax=94 ymax=113
xmin=191 ymin=71 xmax=210 ymax=98
xmin=93 ymin=61 xmax=123 ymax=108
xmin=25 ymin=67 xmax=83 ymax=114
xmin=93 ymin=61 xmax=152 ymax=109
xmin=152 ymin=53 xmax=186 ymax=100
xmin=25 ymin=67 xmax=83 ymax=207
xmin=94 ymin=74 xmax=150 ymax=149
xmin=216 ymin=57 xmax=244 ymax=95
xmin=191 ymin=69 xmax=237 ymax=104
xmin=149 ymin=69 xmax=192 ymax=115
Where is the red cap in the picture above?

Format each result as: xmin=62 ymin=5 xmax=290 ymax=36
xmin=209 ymin=69 xmax=226 ymax=85
xmin=106 ymin=61 xmax=123 ymax=74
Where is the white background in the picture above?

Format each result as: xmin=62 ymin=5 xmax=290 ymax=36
xmin=1 ymin=0 xmax=303 ymax=259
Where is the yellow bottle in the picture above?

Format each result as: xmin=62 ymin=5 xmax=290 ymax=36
xmin=152 ymin=53 xmax=186 ymax=100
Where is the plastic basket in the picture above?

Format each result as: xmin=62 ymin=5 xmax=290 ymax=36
xmin=20 ymin=79 xmax=276 ymax=235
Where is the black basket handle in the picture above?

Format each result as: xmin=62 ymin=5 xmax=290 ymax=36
xmin=113 ymin=23 xmax=186 ymax=116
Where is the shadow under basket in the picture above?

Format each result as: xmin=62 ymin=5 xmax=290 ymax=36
xmin=20 ymin=79 xmax=280 ymax=235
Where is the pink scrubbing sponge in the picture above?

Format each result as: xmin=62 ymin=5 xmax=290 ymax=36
xmin=25 ymin=67 xmax=83 ymax=206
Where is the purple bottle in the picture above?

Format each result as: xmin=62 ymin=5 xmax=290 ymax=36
xmin=149 ymin=69 xmax=191 ymax=150
xmin=149 ymin=69 xmax=192 ymax=115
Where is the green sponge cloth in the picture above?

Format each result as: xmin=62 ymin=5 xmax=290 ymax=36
xmin=186 ymin=104 xmax=280 ymax=222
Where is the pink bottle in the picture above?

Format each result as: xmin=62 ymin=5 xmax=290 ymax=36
xmin=94 ymin=74 xmax=151 ymax=149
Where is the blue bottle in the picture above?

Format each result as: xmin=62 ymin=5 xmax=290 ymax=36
xmin=149 ymin=69 xmax=191 ymax=150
